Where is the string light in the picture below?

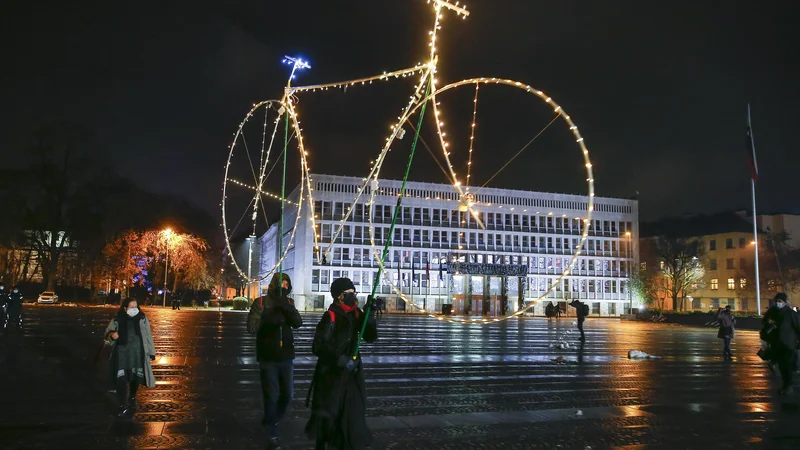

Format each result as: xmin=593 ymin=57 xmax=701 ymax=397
xmin=234 ymin=1 xmax=595 ymax=324
xmin=226 ymin=178 xmax=298 ymax=205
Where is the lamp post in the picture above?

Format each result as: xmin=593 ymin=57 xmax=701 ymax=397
xmin=162 ymin=228 xmax=172 ymax=307
xmin=625 ymin=231 xmax=632 ymax=314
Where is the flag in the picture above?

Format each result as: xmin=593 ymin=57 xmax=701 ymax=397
xmin=746 ymin=105 xmax=758 ymax=182
xmin=426 ymin=263 xmax=430 ymax=280
xmin=411 ymin=263 xmax=415 ymax=286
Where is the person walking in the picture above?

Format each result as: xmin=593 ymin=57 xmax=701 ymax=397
xmin=247 ymin=273 xmax=303 ymax=450
xmin=569 ymin=299 xmax=588 ymax=341
xmin=0 ymin=284 xmax=8 ymax=333
xmin=716 ymin=305 xmax=736 ymax=361
xmin=104 ymin=298 xmax=156 ymax=417
xmin=773 ymin=294 xmax=800 ymax=395
xmin=6 ymin=286 xmax=24 ymax=329
xmin=306 ymin=278 xmax=378 ymax=450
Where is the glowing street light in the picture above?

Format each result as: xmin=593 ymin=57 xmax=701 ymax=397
xmin=162 ymin=228 xmax=172 ymax=307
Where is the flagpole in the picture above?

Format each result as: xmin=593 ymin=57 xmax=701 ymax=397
xmin=748 ymin=104 xmax=761 ymax=314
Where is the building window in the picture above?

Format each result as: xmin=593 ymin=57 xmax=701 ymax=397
xmin=659 ymin=260 xmax=665 ymax=270
xmin=726 ymin=258 xmax=734 ymax=269
xmin=709 ymin=240 xmax=716 ymax=251
xmin=727 ymin=278 xmax=735 ymax=290
xmin=641 ymin=262 xmax=646 ymax=271
xmin=725 ymin=238 xmax=733 ymax=249
xmin=740 ymin=258 xmax=747 ymax=269
xmin=738 ymin=238 xmax=746 ymax=248
xmin=592 ymin=303 xmax=601 ymax=315
xmin=710 ymin=278 xmax=719 ymax=290
xmin=312 ymin=269 xmax=320 ymax=284
xmin=609 ymin=302 xmax=617 ymax=316
xmin=739 ymin=278 xmax=747 ymax=289
xmin=712 ymin=298 xmax=720 ymax=309
xmin=709 ymin=259 xmax=717 ymax=270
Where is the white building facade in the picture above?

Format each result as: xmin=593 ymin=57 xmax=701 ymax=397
xmin=258 ymin=174 xmax=640 ymax=317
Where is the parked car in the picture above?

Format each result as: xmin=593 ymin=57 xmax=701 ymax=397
xmin=37 ymin=291 xmax=59 ymax=304
xmin=92 ymin=290 xmax=109 ymax=304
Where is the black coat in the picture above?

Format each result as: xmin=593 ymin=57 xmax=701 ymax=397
xmin=7 ymin=292 xmax=23 ymax=312
xmin=246 ymin=290 xmax=303 ymax=362
xmin=570 ymin=300 xmax=587 ymax=321
xmin=775 ymin=307 xmax=800 ymax=351
xmin=0 ymin=291 xmax=8 ymax=307
xmin=306 ymin=302 xmax=377 ymax=449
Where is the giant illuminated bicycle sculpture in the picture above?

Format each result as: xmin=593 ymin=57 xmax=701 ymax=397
xmin=223 ymin=0 xmax=595 ymax=323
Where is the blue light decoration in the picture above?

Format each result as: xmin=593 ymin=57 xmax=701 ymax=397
xmin=282 ymin=56 xmax=311 ymax=81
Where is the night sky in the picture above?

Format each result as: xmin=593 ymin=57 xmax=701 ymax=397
xmin=3 ymin=0 xmax=798 ymax=222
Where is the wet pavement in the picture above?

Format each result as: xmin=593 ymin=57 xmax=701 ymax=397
xmin=1 ymin=305 xmax=799 ymax=449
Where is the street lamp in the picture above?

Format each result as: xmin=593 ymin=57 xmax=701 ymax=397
xmin=162 ymin=228 xmax=172 ymax=307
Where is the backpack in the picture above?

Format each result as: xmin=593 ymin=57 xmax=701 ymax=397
xmin=582 ymin=304 xmax=589 ymax=316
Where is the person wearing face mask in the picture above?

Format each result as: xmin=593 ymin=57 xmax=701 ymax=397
xmin=772 ymin=293 xmax=800 ymax=395
xmin=104 ymin=298 xmax=156 ymax=417
xmin=305 ymin=278 xmax=377 ymax=450
xmin=247 ymin=272 xmax=303 ymax=450
xmin=6 ymin=286 xmax=24 ymax=329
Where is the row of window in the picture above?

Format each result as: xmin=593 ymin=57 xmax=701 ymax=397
xmin=318 ymin=223 xmax=633 ymax=252
xmin=310 ymin=268 xmax=628 ymax=295
xmin=317 ymin=248 xmax=633 ymax=276
xmin=313 ymin=182 xmax=634 ymax=214
xmin=708 ymin=237 xmax=749 ymax=251
xmin=314 ymin=202 xmax=633 ymax=235
xmin=709 ymin=278 xmax=746 ymax=291
xmin=708 ymin=258 xmax=748 ymax=271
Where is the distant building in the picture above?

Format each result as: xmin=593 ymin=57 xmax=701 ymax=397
xmin=640 ymin=212 xmax=759 ymax=312
xmin=256 ymin=174 xmax=640 ymax=317
xmin=750 ymin=212 xmax=800 ymax=248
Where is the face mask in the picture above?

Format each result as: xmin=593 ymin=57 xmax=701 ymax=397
xmin=0 ymin=287 xmax=4 ymax=290
xmin=777 ymin=302 xmax=785 ymax=309
xmin=343 ymin=292 xmax=358 ymax=307
xmin=13 ymin=290 xmax=18 ymax=293
xmin=127 ymin=308 xmax=140 ymax=317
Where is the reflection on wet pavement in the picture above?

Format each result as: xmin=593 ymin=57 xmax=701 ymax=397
xmin=1 ymin=305 xmax=799 ymax=449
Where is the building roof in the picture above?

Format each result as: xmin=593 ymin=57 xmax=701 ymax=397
xmin=641 ymin=212 xmax=753 ymax=239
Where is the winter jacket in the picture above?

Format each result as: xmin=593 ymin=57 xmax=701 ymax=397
xmin=7 ymin=292 xmax=23 ymax=311
xmin=775 ymin=307 xmax=800 ymax=350
xmin=570 ymin=300 xmax=587 ymax=321
xmin=104 ymin=314 xmax=157 ymax=388
xmin=306 ymin=302 xmax=377 ymax=449
xmin=247 ymin=290 xmax=303 ymax=362
xmin=716 ymin=311 xmax=736 ymax=339
xmin=0 ymin=291 xmax=8 ymax=308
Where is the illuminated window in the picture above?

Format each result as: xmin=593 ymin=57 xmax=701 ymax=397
xmin=659 ymin=260 xmax=665 ymax=270
xmin=711 ymin=278 xmax=719 ymax=290
xmin=727 ymin=278 xmax=735 ymax=290
xmin=739 ymin=278 xmax=747 ymax=289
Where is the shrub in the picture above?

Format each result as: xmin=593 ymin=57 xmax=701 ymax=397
xmin=232 ymin=297 xmax=250 ymax=311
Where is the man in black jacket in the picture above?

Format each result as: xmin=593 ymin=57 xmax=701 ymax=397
xmin=773 ymin=294 xmax=800 ymax=395
xmin=7 ymin=286 xmax=23 ymax=329
xmin=247 ymin=273 xmax=303 ymax=449
xmin=570 ymin=299 xmax=588 ymax=341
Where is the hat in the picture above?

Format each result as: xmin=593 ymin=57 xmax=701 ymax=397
xmin=774 ymin=293 xmax=788 ymax=303
xmin=330 ymin=278 xmax=355 ymax=300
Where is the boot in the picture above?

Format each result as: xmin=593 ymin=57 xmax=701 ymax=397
xmin=128 ymin=380 xmax=140 ymax=411
xmin=115 ymin=377 xmax=131 ymax=417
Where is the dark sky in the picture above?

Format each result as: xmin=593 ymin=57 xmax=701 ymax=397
xmin=3 ymin=0 xmax=798 ymax=222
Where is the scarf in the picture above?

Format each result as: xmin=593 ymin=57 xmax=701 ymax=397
xmin=117 ymin=310 xmax=144 ymax=346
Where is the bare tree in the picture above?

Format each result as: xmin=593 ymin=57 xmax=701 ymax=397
xmin=737 ymin=230 xmax=800 ymax=302
xmin=646 ymin=236 xmax=706 ymax=311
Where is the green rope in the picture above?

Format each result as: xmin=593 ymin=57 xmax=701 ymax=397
xmin=353 ymin=81 xmax=432 ymax=360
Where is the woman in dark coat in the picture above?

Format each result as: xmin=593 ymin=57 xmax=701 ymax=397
xmin=716 ymin=305 xmax=736 ymax=360
xmin=306 ymin=278 xmax=377 ymax=450
xmin=104 ymin=298 xmax=156 ymax=417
